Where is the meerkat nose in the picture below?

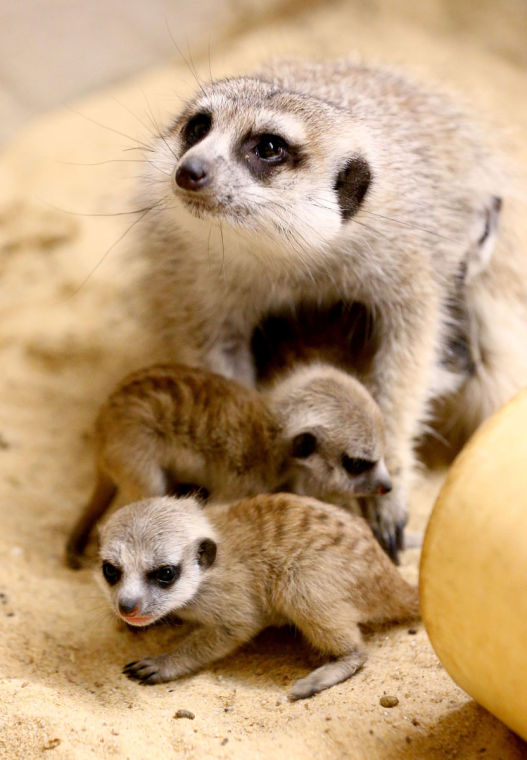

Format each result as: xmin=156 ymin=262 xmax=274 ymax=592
xmin=175 ymin=158 xmax=210 ymax=191
xmin=118 ymin=599 xmax=139 ymax=616
xmin=377 ymin=478 xmax=392 ymax=495
xmin=374 ymin=461 xmax=392 ymax=495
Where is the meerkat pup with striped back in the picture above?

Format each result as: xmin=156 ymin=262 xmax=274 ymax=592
xmin=65 ymin=362 xmax=391 ymax=568
xmin=134 ymin=57 xmax=527 ymax=560
xmin=98 ymin=493 xmax=419 ymax=699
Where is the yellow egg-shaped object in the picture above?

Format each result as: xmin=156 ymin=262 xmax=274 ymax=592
xmin=420 ymin=388 xmax=527 ymax=741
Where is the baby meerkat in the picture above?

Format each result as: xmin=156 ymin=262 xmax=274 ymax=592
xmin=135 ymin=57 xmax=527 ymax=560
xmin=98 ymin=493 xmax=419 ymax=700
xmin=66 ymin=362 xmax=391 ymax=568
xmin=265 ymin=362 xmax=391 ymax=505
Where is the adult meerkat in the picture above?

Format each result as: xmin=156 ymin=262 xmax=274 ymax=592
xmin=134 ymin=57 xmax=527 ymax=560
xmin=98 ymin=494 xmax=419 ymax=700
xmin=65 ymin=362 xmax=391 ymax=568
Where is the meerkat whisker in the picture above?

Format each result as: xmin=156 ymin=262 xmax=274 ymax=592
xmin=46 ymin=203 xmax=162 ymax=218
xmin=56 ymin=158 xmax=153 ymax=167
xmin=70 ymin=204 xmax=159 ymax=296
xmin=67 ymin=106 xmax=153 ymax=151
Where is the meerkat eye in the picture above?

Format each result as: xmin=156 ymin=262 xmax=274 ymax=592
xmin=292 ymin=432 xmax=317 ymax=459
xmin=102 ymin=562 xmax=122 ymax=586
xmin=253 ymin=134 xmax=288 ymax=163
xmin=183 ymin=112 xmax=212 ymax=149
xmin=341 ymin=455 xmax=376 ymax=476
xmin=149 ymin=564 xmax=181 ymax=588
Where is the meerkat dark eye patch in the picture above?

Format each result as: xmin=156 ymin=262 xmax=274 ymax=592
xmin=197 ymin=538 xmax=217 ymax=569
xmin=102 ymin=561 xmax=122 ymax=586
xmin=148 ymin=564 xmax=181 ymax=588
xmin=182 ymin=112 xmax=212 ymax=152
xmin=240 ymin=133 xmax=304 ymax=179
xmin=341 ymin=455 xmax=376 ymax=476
xmin=292 ymin=432 xmax=317 ymax=459
xmin=334 ymin=156 xmax=371 ymax=221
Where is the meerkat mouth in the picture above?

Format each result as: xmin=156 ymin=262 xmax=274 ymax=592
xmin=120 ymin=613 xmax=153 ymax=627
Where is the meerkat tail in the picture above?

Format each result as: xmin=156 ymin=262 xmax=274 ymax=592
xmin=65 ymin=470 xmax=117 ymax=569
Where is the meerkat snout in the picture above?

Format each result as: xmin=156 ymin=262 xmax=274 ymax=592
xmin=340 ymin=454 xmax=392 ymax=495
xmin=118 ymin=598 xmax=140 ymax=616
xmin=175 ymin=157 xmax=211 ymax=191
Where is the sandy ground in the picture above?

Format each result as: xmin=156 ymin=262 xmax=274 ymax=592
xmin=1 ymin=1 xmax=527 ymax=758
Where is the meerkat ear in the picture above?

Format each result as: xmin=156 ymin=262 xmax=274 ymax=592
xmin=334 ymin=155 xmax=372 ymax=221
xmin=291 ymin=432 xmax=317 ymax=459
xmin=197 ymin=538 xmax=217 ymax=569
xmin=465 ymin=195 xmax=503 ymax=282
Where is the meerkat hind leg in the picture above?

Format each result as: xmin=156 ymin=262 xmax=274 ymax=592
xmin=65 ymin=470 xmax=117 ymax=569
xmin=284 ymin=600 xmax=367 ymax=700
xmin=116 ymin=459 xmax=169 ymax=503
xmin=289 ymin=648 xmax=366 ymax=701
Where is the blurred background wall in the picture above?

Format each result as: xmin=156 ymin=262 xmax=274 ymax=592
xmin=0 ymin=0 xmax=316 ymax=145
xmin=0 ymin=0 xmax=525 ymax=146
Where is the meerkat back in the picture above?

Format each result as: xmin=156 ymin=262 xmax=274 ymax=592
xmin=97 ymin=364 xmax=285 ymax=499
xmin=65 ymin=364 xmax=287 ymax=568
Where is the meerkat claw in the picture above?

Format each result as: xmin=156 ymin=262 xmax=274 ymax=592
xmin=123 ymin=660 xmax=159 ymax=682
xmin=395 ymin=522 xmax=406 ymax=552
xmin=123 ymin=657 xmax=171 ymax=684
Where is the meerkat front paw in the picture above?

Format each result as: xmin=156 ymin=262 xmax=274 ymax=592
xmin=123 ymin=656 xmax=173 ymax=685
xmin=363 ymin=491 xmax=407 ymax=563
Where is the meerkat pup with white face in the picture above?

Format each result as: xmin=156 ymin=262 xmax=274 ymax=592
xmin=65 ymin=362 xmax=391 ymax=568
xmin=98 ymin=494 xmax=419 ymax=699
xmin=134 ymin=57 xmax=527 ymax=561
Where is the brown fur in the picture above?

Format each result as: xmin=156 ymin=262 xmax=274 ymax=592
xmin=99 ymin=494 xmax=419 ymax=699
xmin=65 ymin=363 xmax=285 ymax=567
xmin=66 ymin=362 xmax=390 ymax=568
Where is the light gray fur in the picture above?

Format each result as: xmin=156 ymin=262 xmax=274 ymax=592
xmin=133 ymin=58 xmax=527 ymax=560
